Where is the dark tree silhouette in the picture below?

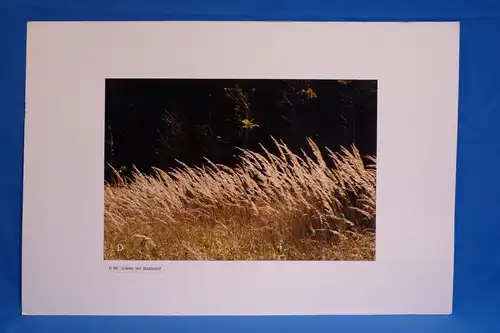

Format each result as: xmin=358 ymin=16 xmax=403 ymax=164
xmin=104 ymin=79 xmax=377 ymax=182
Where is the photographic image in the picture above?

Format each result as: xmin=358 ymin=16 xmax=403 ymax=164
xmin=104 ymin=79 xmax=377 ymax=261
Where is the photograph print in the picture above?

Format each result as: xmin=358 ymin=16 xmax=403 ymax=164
xmin=104 ymin=78 xmax=377 ymax=261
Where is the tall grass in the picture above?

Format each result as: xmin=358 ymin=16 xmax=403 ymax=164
xmin=104 ymin=138 xmax=376 ymax=260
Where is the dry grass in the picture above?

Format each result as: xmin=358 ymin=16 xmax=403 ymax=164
xmin=104 ymin=138 xmax=376 ymax=261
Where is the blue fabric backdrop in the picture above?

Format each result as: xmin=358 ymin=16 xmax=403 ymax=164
xmin=1 ymin=1 xmax=499 ymax=332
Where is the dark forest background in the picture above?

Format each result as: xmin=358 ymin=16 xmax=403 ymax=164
xmin=104 ymin=79 xmax=377 ymax=182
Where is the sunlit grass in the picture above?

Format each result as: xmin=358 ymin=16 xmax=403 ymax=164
xmin=104 ymin=138 xmax=376 ymax=260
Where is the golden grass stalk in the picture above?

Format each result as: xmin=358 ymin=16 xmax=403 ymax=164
xmin=104 ymin=138 xmax=376 ymax=260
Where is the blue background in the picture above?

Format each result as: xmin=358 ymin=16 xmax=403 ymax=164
xmin=1 ymin=1 xmax=500 ymax=332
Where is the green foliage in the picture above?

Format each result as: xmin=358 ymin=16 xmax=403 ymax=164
xmin=241 ymin=118 xmax=259 ymax=129
xmin=224 ymin=85 xmax=250 ymax=116
xmin=305 ymin=87 xmax=318 ymax=99
xmin=295 ymin=86 xmax=318 ymax=102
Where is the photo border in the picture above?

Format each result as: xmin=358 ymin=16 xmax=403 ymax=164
xmin=22 ymin=21 xmax=459 ymax=315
